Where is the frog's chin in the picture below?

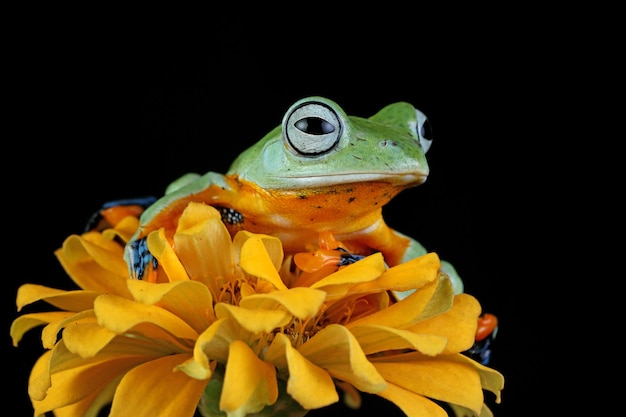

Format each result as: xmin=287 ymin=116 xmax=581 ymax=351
xmin=267 ymin=172 xmax=428 ymax=188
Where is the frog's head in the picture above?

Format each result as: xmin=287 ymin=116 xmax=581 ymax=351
xmin=227 ymin=96 xmax=432 ymax=190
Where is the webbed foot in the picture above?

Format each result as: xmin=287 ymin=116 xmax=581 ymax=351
xmin=126 ymin=236 xmax=158 ymax=280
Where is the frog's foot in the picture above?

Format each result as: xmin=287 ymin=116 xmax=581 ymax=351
xmin=126 ymin=237 xmax=158 ymax=281
xmin=295 ymin=231 xmax=365 ymax=273
xmin=464 ymin=313 xmax=498 ymax=365
xmin=84 ymin=196 xmax=157 ymax=232
xmin=317 ymin=230 xmax=349 ymax=252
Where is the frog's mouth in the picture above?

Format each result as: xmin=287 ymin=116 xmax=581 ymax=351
xmin=268 ymin=171 xmax=428 ymax=188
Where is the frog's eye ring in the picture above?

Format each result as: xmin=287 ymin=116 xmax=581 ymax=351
xmin=284 ymin=101 xmax=343 ymax=156
xmin=415 ymin=109 xmax=433 ymax=153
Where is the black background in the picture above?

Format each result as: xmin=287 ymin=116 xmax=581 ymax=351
xmin=5 ymin=11 xmax=559 ymax=416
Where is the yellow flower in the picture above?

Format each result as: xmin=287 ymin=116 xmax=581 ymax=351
xmin=11 ymin=202 xmax=503 ymax=417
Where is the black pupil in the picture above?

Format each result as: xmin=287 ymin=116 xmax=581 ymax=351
xmin=421 ymin=119 xmax=433 ymax=140
xmin=295 ymin=117 xmax=335 ymax=135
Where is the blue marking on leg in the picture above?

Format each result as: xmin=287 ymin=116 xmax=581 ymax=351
xmin=127 ymin=237 xmax=158 ymax=280
xmin=465 ymin=331 xmax=496 ymax=365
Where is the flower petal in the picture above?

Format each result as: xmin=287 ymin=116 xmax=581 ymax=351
xmin=438 ymin=353 xmax=504 ymax=404
xmin=377 ymin=381 xmax=449 ymax=417
xmin=37 ymin=335 xmax=191 ymax=415
xmin=44 ymin=374 xmax=120 ymax=417
xmin=16 ymin=283 xmax=99 ymax=312
xmin=10 ymin=311 xmax=74 ymax=346
xmin=298 ymin=324 xmax=386 ymax=393
xmin=239 ymin=287 xmax=326 ymax=320
xmin=109 ymin=353 xmax=206 ymax=417
xmin=405 ymin=293 xmax=481 ymax=354
xmin=177 ymin=318 xmax=237 ymax=380
xmin=348 ymin=273 xmax=453 ymax=329
xmin=234 ymin=231 xmax=284 ymax=270
xmin=43 ymin=376 xmax=121 ymax=417
xmin=147 ymin=228 xmax=191 ymax=282
xmin=310 ymin=253 xmax=386 ymax=301
xmin=62 ymin=320 xmax=117 ymax=358
xmin=374 ymin=358 xmax=484 ymax=414
xmin=267 ymin=333 xmax=338 ymax=409
xmin=29 ymin=350 xmax=53 ymax=401
xmin=220 ymin=340 xmax=278 ymax=417
xmin=101 ymin=215 xmax=140 ymax=244
xmin=33 ymin=352 xmax=151 ymax=414
xmin=349 ymin=324 xmax=448 ymax=356
xmin=173 ymin=202 xmax=235 ymax=291
xmin=239 ymin=235 xmax=288 ymax=291
xmin=50 ymin=335 xmax=176 ymax=375
xmin=350 ymin=252 xmax=441 ymax=296
xmin=94 ymin=294 xmax=198 ymax=340
xmin=448 ymin=402 xmax=494 ymax=417
xmin=127 ymin=279 xmax=216 ymax=334
xmin=41 ymin=310 xmax=95 ymax=349
xmin=215 ymin=303 xmax=291 ymax=334
xmin=56 ymin=234 xmax=131 ymax=297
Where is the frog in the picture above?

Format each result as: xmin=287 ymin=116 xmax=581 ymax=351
xmin=123 ymin=96 xmax=463 ymax=294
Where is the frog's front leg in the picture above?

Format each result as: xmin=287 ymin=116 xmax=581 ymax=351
xmin=164 ymin=172 xmax=202 ymax=194
xmin=396 ymin=230 xmax=464 ymax=296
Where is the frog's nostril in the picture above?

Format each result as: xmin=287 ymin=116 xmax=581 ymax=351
xmin=379 ymin=140 xmax=397 ymax=148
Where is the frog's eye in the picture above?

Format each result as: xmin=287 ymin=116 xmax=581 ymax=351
xmin=415 ymin=109 xmax=433 ymax=153
xmin=284 ymin=101 xmax=342 ymax=156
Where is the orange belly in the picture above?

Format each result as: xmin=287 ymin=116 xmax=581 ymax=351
xmin=137 ymin=175 xmax=412 ymax=266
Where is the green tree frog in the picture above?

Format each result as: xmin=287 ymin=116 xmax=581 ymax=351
xmin=124 ymin=96 xmax=463 ymax=294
